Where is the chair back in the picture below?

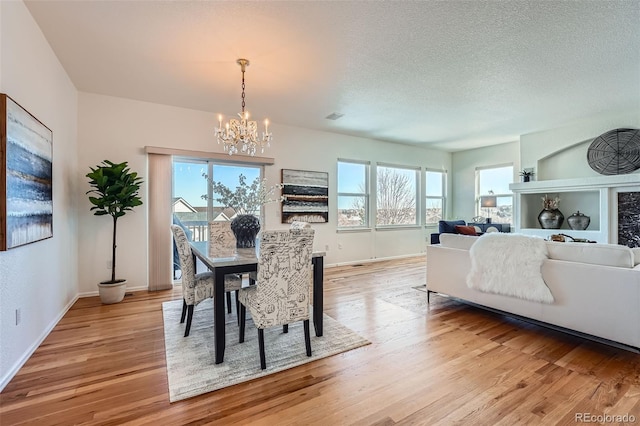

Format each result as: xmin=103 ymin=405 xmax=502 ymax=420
xmin=208 ymin=221 xmax=236 ymax=257
xmin=171 ymin=225 xmax=196 ymax=300
xmin=254 ymin=228 xmax=315 ymax=327
xmin=289 ymin=221 xmax=311 ymax=230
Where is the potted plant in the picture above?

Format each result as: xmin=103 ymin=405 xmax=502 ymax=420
xmin=202 ymin=173 xmax=280 ymax=248
xmin=519 ymin=169 xmax=535 ymax=182
xmin=87 ymin=160 xmax=143 ymax=303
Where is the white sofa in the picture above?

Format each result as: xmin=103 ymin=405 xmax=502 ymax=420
xmin=426 ymin=233 xmax=640 ymax=349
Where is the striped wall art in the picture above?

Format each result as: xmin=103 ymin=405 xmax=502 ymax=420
xmin=281 ymin=169 xmax=328 ymax=223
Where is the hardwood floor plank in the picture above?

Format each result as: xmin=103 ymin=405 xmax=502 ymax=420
xmin=1 ymin=255 xmax=639 ymax=425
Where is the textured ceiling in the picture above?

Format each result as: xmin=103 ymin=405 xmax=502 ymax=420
xmin=24 ymin=1 xmax=640 ymax=151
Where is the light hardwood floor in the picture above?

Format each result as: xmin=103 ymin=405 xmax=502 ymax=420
xmin=1 ymin=256 xmax=639 ymax=425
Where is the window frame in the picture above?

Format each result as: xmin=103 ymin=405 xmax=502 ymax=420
xmin=375 ymin=162 xmax=420 ymax=228
xmin=475 ymin=164 xmax=514 ymax=224
xmin=336 ymin=159 xmax=371 ymax=230
xmin=424 ymin=168 xmax=447 ymax=225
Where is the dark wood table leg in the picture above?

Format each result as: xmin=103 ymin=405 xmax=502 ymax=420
xmin=214 ymin=267 xmax=226 ymax=364
xmin=312 ymin=256 xmax=323 ymax=337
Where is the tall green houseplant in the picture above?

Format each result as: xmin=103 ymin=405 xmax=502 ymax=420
xmin=87 ymin=160 xmax=143 ymax=284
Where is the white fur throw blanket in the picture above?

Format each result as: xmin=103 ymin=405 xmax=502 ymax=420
xmin=466 ymin=233 xmax=554 ymax=303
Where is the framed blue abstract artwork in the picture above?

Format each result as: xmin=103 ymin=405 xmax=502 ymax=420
xmin=0 ymin=94 xmax=53 ymax=250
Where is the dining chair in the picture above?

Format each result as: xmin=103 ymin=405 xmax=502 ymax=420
xmin=238 ymin=228 xmax=315 ymax=369
xmin=208 ymin=221 xmax=243 ymax=317
xmin=171 ymin=225 xmax=241 ymax=337
xmin=248 ymin=221 xmax=311 ymax=285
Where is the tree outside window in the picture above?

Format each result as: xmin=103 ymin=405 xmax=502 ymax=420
xmin=376 ymin=165 xmax=417 ymax=226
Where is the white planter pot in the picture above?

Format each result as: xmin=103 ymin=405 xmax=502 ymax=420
xmin=98 ymin=280 xmax=127 ymax=304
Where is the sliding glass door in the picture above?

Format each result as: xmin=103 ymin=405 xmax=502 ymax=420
xmin=172 ymin=158 xmax=261 ymax=243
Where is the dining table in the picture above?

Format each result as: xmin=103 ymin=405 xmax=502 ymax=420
xmin=190 ymin=241 xmax=326 ymax=364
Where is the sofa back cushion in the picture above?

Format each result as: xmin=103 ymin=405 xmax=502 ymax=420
xmin=545 ymin=241 xmax=635 ymax=268
xmin=439 ymin=233 xmax=479 ymax=250
xmin=439 ymin=220 xmax=466 ymax=234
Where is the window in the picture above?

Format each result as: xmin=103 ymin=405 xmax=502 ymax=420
xmin=172 ymin=159 xmax=261 ymax=241
xmin=337 ymin=160 xmax=369 ymax=228
xmin=425 ymin=170 xmax=446 ymax=224
xmin=376 ymin=165 xmax=418 ymax=226
xmin=476 ymin=165 xmax=513 ymax=224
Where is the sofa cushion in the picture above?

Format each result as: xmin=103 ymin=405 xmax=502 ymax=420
xmin=545 ymin=241 xmax=635 ymax=268
xmin=439 ymin=220 xmax=466 ymax=234
xmin=455 ymin=225 xmax=478 ymax=236
xmin=440 ymin=233 xmax=479 ymax=250
xmin=633 ymin=248 xmax=640 ymax=266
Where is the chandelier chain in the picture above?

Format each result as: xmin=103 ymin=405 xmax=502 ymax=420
xmin=241 ymin=69 xmax=246 ymax=112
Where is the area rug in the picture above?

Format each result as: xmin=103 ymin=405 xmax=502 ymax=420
xmin=162 ymin=299 xmax=370 ymax=402
xmin=379 ymin=287 xmax=430 ymax=315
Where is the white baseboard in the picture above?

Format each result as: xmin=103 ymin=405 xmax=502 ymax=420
xmin=0 ymin=294 xmax=79 ymax=392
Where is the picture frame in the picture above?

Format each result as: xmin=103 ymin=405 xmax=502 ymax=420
xmin=1 ymin=94 xmax=53 ymax=250
xmin=281 ymin=169 xmax=328 ymax=223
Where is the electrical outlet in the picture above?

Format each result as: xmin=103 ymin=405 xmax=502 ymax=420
xmin=338 ymin=243 xmax=343 ymax=250
xmin=325 ymin=244 xmax=329 ymax=251
xmin=15 ymin=308 xmax=21 ymax=326
xmin=107 ymin=260 xmax=112 ymax=270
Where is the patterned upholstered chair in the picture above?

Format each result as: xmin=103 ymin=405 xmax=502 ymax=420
xmin=171 ymin=225 xmax=241 ymax=337
xmin=208 ymin=221 xmax=243 ymax=317
xmin=238 ymin=228 xmax=315 ymax=369
xmin=289 ymin=220 xmax=311 ymax=230
xmin=248 ymin=221 xmax=311 ymax=284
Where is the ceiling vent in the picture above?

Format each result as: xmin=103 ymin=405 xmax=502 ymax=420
xmin=325 ymin=112 xmax=344 ymax=120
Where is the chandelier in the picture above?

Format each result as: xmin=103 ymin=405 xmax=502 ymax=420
xmin=215 ymin=58 xmax=272 ymax=156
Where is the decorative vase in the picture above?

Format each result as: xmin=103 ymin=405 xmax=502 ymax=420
xmin=230 ymin=214 xmax=261 ymax=248
xmin=567 ymin=211 xmax=590 ymax=230
xmin=522 ymin=175 xmax=531 ymax=182
xmin=538 ymin=208 xmax=564 ymax=229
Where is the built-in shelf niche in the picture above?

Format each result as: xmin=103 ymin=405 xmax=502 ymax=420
xmin=519 ymin=190 xmax=601 ymax=231
xmin=510 ymin=174 xmax=640 ymax=244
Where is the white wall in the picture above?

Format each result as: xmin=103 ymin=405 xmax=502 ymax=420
xmin=451 ymin=142 xmax=520 ymax=221
xmin=521 ymin=109 xmax=640 ymax=180
xmin=0 ymin=1 xmax=78 ymax=390
xmin=77 ymin=92 xmax=452 ymax=293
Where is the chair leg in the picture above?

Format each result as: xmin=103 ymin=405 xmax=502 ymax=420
xmin=184 ymin=305 xmax=194 ymax=337
xmin=180 ymin=299 xmax=187 ymax=324
xmin=235 ymin=290 xmax=240 ymax=326
xmin=283 ymin=324 xmax=288 ymax=333
xmin=304 ymin=319 xmax=312 ymax=357
xmin=239 ymin=304 xmax=246 ymax=343
xmin=226 ymin=292 xmax=232 ymax=314
xmin=258 ymin=328 xmax=266 ymax=370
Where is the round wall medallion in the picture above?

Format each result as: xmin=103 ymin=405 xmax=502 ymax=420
xmin=587 ymin=128 xmax=640 ymax=175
